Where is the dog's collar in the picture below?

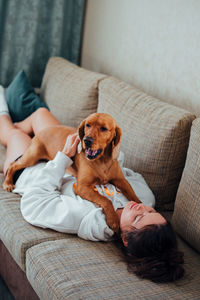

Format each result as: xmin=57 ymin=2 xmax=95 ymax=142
xmin=73 ymin=182 xmax=120 ymax=197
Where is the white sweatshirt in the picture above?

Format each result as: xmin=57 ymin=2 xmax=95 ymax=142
xmin=13 ymin=151 xmax=155 ymax=242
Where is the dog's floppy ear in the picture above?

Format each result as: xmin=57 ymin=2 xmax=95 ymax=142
xmin=112 ymin=125 xmax=122 ymax=160
xmin=78 ymin=119 xmax=85 ymax=140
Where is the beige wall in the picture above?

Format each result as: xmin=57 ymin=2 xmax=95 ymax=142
xmin=81 ymin=0 xmax=200 ymax=116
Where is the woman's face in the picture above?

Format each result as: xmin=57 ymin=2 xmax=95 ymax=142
xmin=120 ymin=201 xmax=166 ymax=232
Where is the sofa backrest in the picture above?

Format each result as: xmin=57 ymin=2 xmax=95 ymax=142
xmin=40 ymin=57 xmax=106 ymax=128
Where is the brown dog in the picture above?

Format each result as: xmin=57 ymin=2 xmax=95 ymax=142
xmin=3 ymin=113 xmax=141 ymax=232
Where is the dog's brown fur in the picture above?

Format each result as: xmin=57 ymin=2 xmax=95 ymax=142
xmin=3 ymin=113 xmax=141 ymax=232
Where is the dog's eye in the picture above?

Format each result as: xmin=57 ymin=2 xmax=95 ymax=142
xmin=86 ymin=124 xmax=90 ymax=128
xmin=100 ymin=126 xmax=107 ymax=132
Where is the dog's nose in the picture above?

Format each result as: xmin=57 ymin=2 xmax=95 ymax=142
xmin=84 ymin=137 xmax=94 ymax=148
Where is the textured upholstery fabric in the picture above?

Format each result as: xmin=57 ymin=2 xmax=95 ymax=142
xmin=98 ymin=77 xmax=196 ymax=210
xmin=26 ymin=238 xmax=200 ymax=300
xmin=0 ymin=176 xmax=68 ymax=271
xmin=172 ymin=118 xmax=200 ymax=252
xmin=40 ymin=57 xmax=106 ymax=127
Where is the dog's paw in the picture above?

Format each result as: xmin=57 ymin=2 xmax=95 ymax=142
xmin=106 ymin=213 xmax=120 ymax=233
xmin=3 ymin=182 xmax=15 ymax=192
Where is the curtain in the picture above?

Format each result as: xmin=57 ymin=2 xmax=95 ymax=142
xmin=0 ymin=0 xmax=86 ymax=87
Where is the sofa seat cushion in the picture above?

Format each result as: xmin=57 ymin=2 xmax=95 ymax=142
xmin=98 ymin=77 xmax=196 ymax=210
xmin=40 ymin=57 xmax=106 ymax=128
xmin=0 ymin=176 xmax=68 ymax=271
xmin=172 ymin=118 xmax=200 ymax=252
xmin=26 ymin=238 xmax=200 ymax=300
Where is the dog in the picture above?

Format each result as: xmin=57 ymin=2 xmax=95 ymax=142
xmin=3 ymin=113 xmax=141 ymax=232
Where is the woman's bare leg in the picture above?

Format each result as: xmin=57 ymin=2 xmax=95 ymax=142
xmin=0 ymin=115 xmax=32 ymax=175
xmin=1 ymin=108 xmax=76 ymax=175
xmin=15 ymin=108 xmax=61 ymax=136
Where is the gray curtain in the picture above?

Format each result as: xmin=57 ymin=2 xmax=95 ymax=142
xmin=0 ymin=0 xmax=86 ymax=87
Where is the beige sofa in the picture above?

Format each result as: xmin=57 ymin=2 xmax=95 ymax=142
xmin=0 ymin=57 xmax=200 ymax=300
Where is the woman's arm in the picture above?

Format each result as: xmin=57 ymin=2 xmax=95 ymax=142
xmin=20 ymin=151 xmax=74 ymax=229
xmin=78 ymin=208 xmax=114 ymax=241
xmin=19 ymin=134 xmax=81 ymax=231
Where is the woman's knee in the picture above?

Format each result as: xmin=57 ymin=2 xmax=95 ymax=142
xmin=31 ymin=107 xmax=60 ymax=135
xmin=34 ymin=107 xmax=50 ymax=118
xmin=31 ymin=107 xmax=51 ymax=125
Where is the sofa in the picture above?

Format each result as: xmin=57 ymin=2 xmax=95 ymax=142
xmin=0 ymin=57 xmax=200 ymax=300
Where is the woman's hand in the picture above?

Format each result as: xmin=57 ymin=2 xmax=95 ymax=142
xmin=62 ymin=133 xmax=80 ymax=158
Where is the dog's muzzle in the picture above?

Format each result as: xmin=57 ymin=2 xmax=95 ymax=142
xmin=83 ymin=136 xmax=102 ymax=159
xmin=83 ymin=137 xmax=94 ymax=148
xmin=86 ymin=148 xmax=102 ymax=160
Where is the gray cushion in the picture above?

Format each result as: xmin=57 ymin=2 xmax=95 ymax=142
xmin=26 ymin=237 xmax=200 ymax=300
xmin=40 ymin=57 xmax=106 ymax=127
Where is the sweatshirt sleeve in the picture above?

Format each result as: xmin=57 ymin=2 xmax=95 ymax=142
xmin=78 ymin=208 xmax=114 ymax=241
xmin=20 ymin=151 xmax=75 ymax=230
xmin=27 ymin=151 xmax=73 ymax=191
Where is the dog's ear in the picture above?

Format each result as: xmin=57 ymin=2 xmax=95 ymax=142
xmin=78 ymin=119 xmax=85 ymax=140
xmin=112 ymin=125 xmax=122 ymax=160
xmin=113 ymin=125 xmax=122 ymax=146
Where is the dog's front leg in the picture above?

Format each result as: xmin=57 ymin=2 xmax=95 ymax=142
xmin=74 ymin=184 xmax=120 ymax=232
xmin=111 ymin=177 xmax=141 ymax=204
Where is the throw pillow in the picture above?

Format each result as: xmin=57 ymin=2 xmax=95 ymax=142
xmin=6 ymin=70 xmax=49 ymax=122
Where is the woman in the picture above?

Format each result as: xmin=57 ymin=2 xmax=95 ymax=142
xmin=0 ymin=87 xmax=184 ymax=283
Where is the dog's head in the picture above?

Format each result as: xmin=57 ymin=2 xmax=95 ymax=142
xmin=78 ymin=113 xmax=122 ymax=160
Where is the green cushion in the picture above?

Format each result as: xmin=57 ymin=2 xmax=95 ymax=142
xmin=6 ymin=70 xmax=49 ymax=122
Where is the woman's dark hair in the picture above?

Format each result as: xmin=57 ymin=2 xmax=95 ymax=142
xmin=119 ymin=221 xmax=184 ymax=283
